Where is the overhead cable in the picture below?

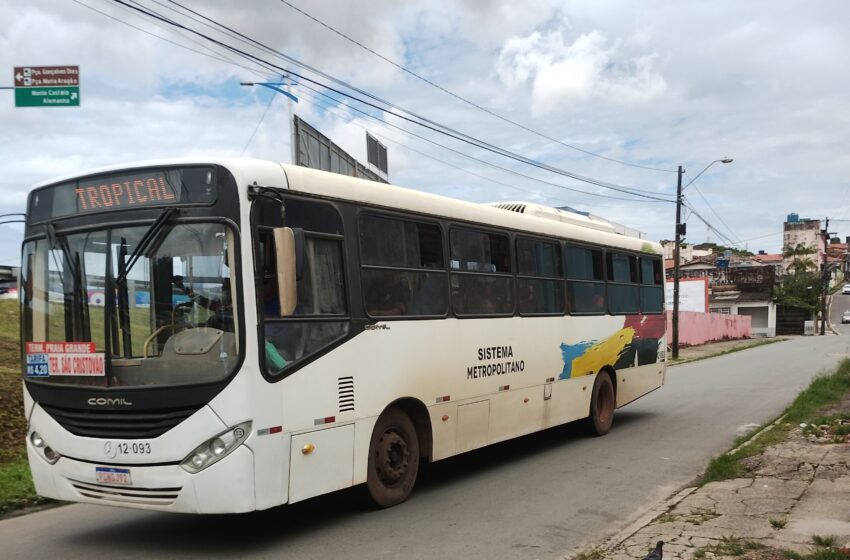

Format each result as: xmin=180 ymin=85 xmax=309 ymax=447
xmin=86 ymin=0 xmax=667 ymax=204
xmin=111 ymin=0 xmax=673 ymax=202
xmin=276 ymin=0 xmax=676 ymax=174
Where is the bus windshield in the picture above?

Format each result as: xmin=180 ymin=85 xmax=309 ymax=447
xmin=22 ymin=221 xmax=239 ymax=388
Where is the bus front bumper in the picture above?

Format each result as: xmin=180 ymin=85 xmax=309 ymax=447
xmin=27 ymin=440 xmax=256 ymax=514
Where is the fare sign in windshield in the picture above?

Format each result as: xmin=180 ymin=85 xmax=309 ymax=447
xmin=25 ymin=342 xmax=105 ymax=377
xmin=14 ymin=66 xmax=80 ymax=108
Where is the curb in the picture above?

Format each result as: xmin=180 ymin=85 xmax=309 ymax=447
xmin=726 ymin=414 xmax=786 ymax=456
xmin=562 ymin=486 xmax=697 ymax=559
xmin=600 ymin=486 xmax=697 ymax=551
xmin=827 ymin=294 xmax=839 ymax=335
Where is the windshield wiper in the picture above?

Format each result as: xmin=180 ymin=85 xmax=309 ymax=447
xmin=115 ymin=208 xmax=177 ymax=286
xmin=46 ymin=223 xmax=78 ymax=279
xmin=110 ymin=208 xmax=177 ymax=360
xmin=45 ymin=223 xmax=90 ymax=340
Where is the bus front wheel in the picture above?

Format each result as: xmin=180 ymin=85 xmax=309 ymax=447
xmin=366 ymin=408 xmax=420 ymax=508
xmin=587 ymin=371 xmax=615 ymax=436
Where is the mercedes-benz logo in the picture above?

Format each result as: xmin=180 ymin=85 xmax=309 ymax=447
xmin=104 ymin=441 xmax=116 ymax=459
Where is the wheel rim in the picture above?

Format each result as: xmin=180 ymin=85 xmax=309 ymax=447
xmin=375 ymin=429 xmax=410 ymax=487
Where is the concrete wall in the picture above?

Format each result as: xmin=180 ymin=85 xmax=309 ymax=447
xmin=710 ymin=302 xmax=777 ymax=338
xmin=666 ymin=310 xmax=752 ymax=346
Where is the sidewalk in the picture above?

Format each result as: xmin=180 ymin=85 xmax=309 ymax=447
xmin=595 ymin=428 xmax=850 ymax=559
xmin=569 ymin=344 xmax=850 ymax=560
xmin=672 ymin=337 xmax=786 ymax=365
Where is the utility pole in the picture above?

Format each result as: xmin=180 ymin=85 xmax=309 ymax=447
xmin=670 ymin=158 xmax=732 ymax=357
xmin=672 ymin=165 xmax=684 ymax=359
xmin=821 ymin=217 xmax=831 ymax=335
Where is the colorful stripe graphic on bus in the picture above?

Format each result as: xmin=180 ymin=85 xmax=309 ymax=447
xmin=559 ymin=314 xmax=665 ymax=379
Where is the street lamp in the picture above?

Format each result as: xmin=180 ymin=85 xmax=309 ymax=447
xmin=672 ymin=158 xmax=733 ymax=359
xmin=240 ymin=78 xmax=299 ymax=163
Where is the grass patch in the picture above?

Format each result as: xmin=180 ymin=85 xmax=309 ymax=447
xmin=697 ymin=358 xmax=850 ymax=486
xmin=0 ymin=300 xmax=35 ymax=517
xmin=812 ymin=535 xmax=838 ymax=548
xmin=694 ymin=536 xmax=765 ymax=557
xmin=571 ymin=549 xmax=606 ymax=560
xmin=770 ymin=517 xmax=787 ymax=529
xmin=687 ymin=506 xmax=720 ymax=525
xmin=0 ymin=454 xmax=45 ymax=516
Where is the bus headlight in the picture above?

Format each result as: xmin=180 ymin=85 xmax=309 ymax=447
xmin=30 ymin=432 xmax=60 ymax=464
xmin=30 ymin=432 xmax=44 ymax=448
xmin=181 ymin=422 xmax=251 ymax=474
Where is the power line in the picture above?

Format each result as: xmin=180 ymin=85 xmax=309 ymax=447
xmin=681 ymin=200 xmax=742 ymax=249
xmin=684 ymin=170 xmax=744 ymax=247
xmin=296 ymin=82 xmax=669 ymax=203
xmin=276 ymin=0 xmax=676 ymax=174
xmin=92 ymin=0 xmax=671 ymax=205
xmin=116 ymin=0 xmax=673 ymax=202
xmin=737 ymin=231 xmax=783 ymax=244
xmin=76 ymin=0 xmax=265 ymax=75
xmin=298 ymin=87 xmax=667 ymax=207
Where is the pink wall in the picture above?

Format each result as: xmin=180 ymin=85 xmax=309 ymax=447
xmin=665 ymin=311 xmax=751 ymax=346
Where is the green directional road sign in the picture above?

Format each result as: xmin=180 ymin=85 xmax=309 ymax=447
xmin=15 ymin=86 xmax=80 ymax=107
xmin=14 ymin=66 xmax=80 ymax=108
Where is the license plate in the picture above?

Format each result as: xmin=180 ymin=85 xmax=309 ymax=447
xmin=95 ymin=466 xmax=132 ymax=486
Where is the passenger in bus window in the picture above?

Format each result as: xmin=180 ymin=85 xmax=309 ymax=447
xmin=262 ymin=267 xmax=280 ymax=316
xmin=367 ymin=271 xmax=410 ymax=315
xmin=592 ymin=293 xmax=606 ymax=313
xmin=475 ymin=280 xmax=501 ymax=314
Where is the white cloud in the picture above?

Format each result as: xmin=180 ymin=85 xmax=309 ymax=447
xmin=3 ymin=0 xmax=850 ymax=255
xmin=497 ymin=29 xmax=666 ymax=114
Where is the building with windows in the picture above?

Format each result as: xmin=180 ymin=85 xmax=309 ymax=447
xmin=782 ymin=213 xmax=825 ymax=273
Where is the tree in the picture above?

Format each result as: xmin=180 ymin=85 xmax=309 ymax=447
xmin=692 ymin=242 xmax=753 ymax=257
xmin=772 ymin=271 xmax=822 ymax=311
xmin=782 ymin=243 xmax=818 ymax=274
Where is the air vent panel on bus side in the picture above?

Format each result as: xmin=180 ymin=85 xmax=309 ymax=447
xmin=487 ymin=201 xmax=618 ymax=234
xmin=338 ymin=376 xmax=355 ymax=413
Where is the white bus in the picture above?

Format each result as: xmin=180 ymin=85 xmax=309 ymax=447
xmin=21 ymin=158 xmax=666 ymax=513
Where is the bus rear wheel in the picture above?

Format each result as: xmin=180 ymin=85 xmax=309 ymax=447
xmin=586 ymin=371 xmax=615 ymax=436
xmin=366 ymin=408 xmax=420 ymax=508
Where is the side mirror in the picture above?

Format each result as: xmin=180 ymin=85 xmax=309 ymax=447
xmin=273 ymin=227 xmax=298 ymax=317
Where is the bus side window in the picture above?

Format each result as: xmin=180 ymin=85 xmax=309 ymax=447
xmin=449 ymin=228 xmax=513 ymax=316
xmin=565 ymin=245 xmax=606 ymax=314
xmin=517 ymin=237 xmax=564 ymax=315
xmin=359 ymin=214 xmax=447 ymax=318
xmin=640 ymin=257 xmax=664 ymax=313
xmin=607 ymin=252 xmax=639 ymax=314
xmin=253 ymin=197 xmax=349 ymax=377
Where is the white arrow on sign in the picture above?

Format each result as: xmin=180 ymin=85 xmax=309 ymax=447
xmin=15 ymin=72 xmax=22 ymax=82
xmin=71 ymin=92 xmax=78 ymax=100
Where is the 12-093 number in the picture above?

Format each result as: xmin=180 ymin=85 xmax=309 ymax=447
xmin=116 ymin=442 xmax=151 ymax=455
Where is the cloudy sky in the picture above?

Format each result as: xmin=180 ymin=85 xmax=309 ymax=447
xmin=2 ymin=0 xmax=850 ymax=266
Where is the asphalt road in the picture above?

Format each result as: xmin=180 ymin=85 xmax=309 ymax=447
xmin=831 ymin=290 xmax=850 ymax=333
xmin=2 ymin=334 xmax=849 ymax=560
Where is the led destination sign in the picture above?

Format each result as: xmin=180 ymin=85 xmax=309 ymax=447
xmin=28 ymin=166 xmax=217 ymax=223
xmin=75 ymin=171 xmax=176 ymax=210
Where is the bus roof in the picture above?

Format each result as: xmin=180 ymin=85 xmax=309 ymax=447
xmin=280 ymin=163 xmax=661 ymax=255
xmin=29 ymin=157 xmax=662 ymax=255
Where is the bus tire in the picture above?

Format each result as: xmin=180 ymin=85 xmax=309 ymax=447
xmin=586 ymin=371 xmax=615 ymax=436
xmin=366 ymin=408 xmax=420 ymax=508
